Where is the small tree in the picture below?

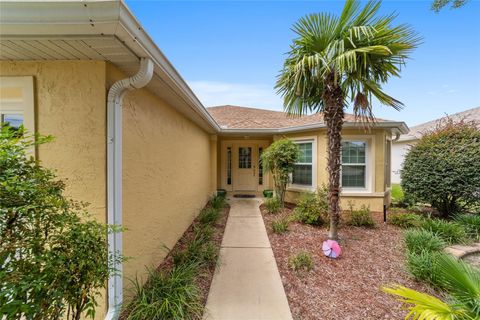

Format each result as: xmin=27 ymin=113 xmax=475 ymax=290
xmin=0 ymin=126 xmax=121 ymax=319
xmin=401 ymin=119 xmax=480 ymax=218
xmin=261 ymin=139 xmax=299 ymax=206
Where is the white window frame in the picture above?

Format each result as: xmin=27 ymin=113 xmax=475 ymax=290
xmin=340 ymin=137 xmax=374 ymax=194
xmin=288 ymin=136 xmax=317 ymax=191
xmin=0 ymin=76 xmax=35 ymax=133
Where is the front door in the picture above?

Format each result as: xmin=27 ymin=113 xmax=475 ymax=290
xmin=234 ymin=145 xmax=256 ymax=191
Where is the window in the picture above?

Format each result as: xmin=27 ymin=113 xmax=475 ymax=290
xmin=0 ymin=76 xmax=34 ymax=134
xmin=341 ymin=141 xmax=367 ymax=188
xmin=227 ymin=147 xmax=232 ymax=185
xmin=292 ymin=141 xmax=313 ymax=186
xmin=259 ymin=147 xmax=263 ymax=185
xmin=238 ymin=147 xmax=252 ymax=169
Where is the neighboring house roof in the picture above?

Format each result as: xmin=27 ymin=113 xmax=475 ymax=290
xmin=398 ymin=106 xmax=480 ymax=142
xmin=0 ymin=0 xmax=408 ymax=136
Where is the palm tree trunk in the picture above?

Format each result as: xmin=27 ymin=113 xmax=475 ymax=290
xmin=323 ymin=75 xmax=345 ymax=240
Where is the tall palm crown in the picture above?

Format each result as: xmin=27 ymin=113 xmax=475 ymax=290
xmin=277 ymin=0 xmax=419 ymax=119
xmin=276 ymin=0 xmax=419 ymax=239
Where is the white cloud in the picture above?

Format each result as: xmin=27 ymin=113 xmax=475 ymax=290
xmin=187 ymin=80 xmax=284 ymax=111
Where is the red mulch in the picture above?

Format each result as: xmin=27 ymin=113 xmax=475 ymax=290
xmin=260 ymin=204 xmax=434 ymax=320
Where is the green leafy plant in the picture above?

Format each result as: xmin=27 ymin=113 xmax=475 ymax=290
xmin=404 ymin=229 xmax=445 ymax=254
xmin=209 ymin=194 xmax=226 ymax=210
xmin=272 ymin=218 xmax=289 ymax=234
xmin=384 ymin=254 xmax=480 ymax=320
xmin=126 ymin=264 xmax=203 ymax=320
xmin=288 ymin=251 xmax=314 ymax=272
xmin=345 ymin=203 xmax=375 ymax=228
xmin=0 ymin=126 xmax=121 ymax=319
xmin=275 ymin=0 xmax=419 ymax=239
xmin=261 ymin=139 xmax=300 ymax=206
xmin=264 ymin=197 xmax=282 ymax=214
xmin=405 ymin=250 xmax=443 ymax=286
xmin=198 ymin=207 xmax=221 ymax=225
xmin=388 ymin=213 xmax=423 ymax=228
xmin=454 ymin=214 xmax=480 ymax=241
xmin=263 ymin=189 xmax=274 ymax=198
xmin=293 ymin=187 xmax=328 ymax=226
xmin=420 ymin=218 xmax=467 ymax=244
xmin=401 ymin=119 xmax=480 ymax=218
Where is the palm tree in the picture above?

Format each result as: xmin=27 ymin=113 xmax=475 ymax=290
xmin=383 ymin=254 xmax=480 ymax=319
xmin=276 ymin=0 xmax=419 ymax=239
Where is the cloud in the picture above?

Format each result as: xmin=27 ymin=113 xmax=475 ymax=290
xmin=187 ymin=81 xmax=284 ymax=111
xmin=426 ymin=84 xmax=458 ymax=96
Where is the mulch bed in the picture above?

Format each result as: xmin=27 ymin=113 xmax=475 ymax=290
xmin=120 ymin=203 xmax=230 ymax=319
xmin=260 ymin=204 xmax=434 ymax=320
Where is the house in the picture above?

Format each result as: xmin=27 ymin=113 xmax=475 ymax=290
xmin=0 ymin=0 xmax=407 ymax=319
xmin=392 ymin=106 xmax=480 ymax=184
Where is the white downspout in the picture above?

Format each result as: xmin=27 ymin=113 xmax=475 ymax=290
xmin=105 ymin=58 xmax=154 ymax=320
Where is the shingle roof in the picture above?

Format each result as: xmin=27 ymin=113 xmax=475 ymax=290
xmin=207 ymin=105 xmax=391 ymax=129
xmin=399 ymin=106 xmax=480 ymax=141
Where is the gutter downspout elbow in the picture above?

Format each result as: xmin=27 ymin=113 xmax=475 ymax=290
xmin=392 ymin=131 xmax=401 ymax=142
xmin=105 ymin=58 xmax=154 ymax=320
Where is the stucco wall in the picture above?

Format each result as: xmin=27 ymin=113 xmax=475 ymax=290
xmin=106 ymin=64 xmax=213 ymax=298
xmin=0 ymin=60 xmax=108 ymax=318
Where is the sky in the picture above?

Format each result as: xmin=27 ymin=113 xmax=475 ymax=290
xmin=126 ymin=0 xmax=480 ymax=126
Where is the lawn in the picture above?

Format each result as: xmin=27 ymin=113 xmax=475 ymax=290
xmin=260 ymin=204 xmax=433 ymax=320
xmin=391 ymin=183 xmax=404 ymax=203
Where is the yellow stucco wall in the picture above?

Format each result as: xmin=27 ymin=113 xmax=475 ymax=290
xmin=278 ymin=128 xmax=389 ymax=212
xmin=106 ymin=64 xmax=214 ymax=299
xmin=0 ymin=60 xmax=108 ymax=318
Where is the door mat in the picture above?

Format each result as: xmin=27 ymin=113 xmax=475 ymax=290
xmin=233 ymin=194 xmax=256 ymax=198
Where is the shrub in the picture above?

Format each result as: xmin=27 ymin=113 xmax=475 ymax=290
xmin=420 ymin=218 xmax=467 ymax=244
xmin=264 ymin=197 xmax=281 ymax=214
xmin=172 ymin=227 xmax=217 ymax=267
xmin=454 ymin=214 xmax=480 ymax=241
xmin=388 ymin=213 xmax=423 ymax=228
xmin=209 ymin=194 xmax=226 ymax=210
xmin=293 ymin=187 xmax=328 ymax=226
xmin=126 ymin=264 xmax=203 ymax=320
xmin=345 ymin=203 xmax=375 ymax=228
xmin=404 ymin=229 xmax=445 ymax=254
xmin=0 ymin=127 xmax=120 ymax=319
xmin=198 ymin=207 xmax=221 ymax=225
xmin=272 ymin=218 xmax=289 ymax=234
xmin=406 ymin=250 xmax=444 ymax=287
xmin=288 ymin=251 xmax=314 ymax=272
xmin=261 ymin=139 xmax=300 ymax=205
xmin=401 ymin=119 xmax=480 ymax=218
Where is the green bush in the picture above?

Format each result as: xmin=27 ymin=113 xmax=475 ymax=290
xmin=288 ymin=251 xmax=314 ymax=272
xmin=264 ymin=197 xmax=282 ymax=214
xmin=345 ymin=203 xmax=375 ymax=228
xmin=126 ymin=264 xmax=203 ymax=320
xmin=406 ymin=250 xmax=444 ymax=287
xmin=404 ymin=229 xmax=445 ymax=254
xmin=261 ymin=139 xmax=300 ymax=205
xmin=209 ymin=194 xmax=226 ymax=210
xmin=0 ymin=127 xmax=120 ymax=319
xmin=454 ymin=214 xmax=480 ymax=241
xmin=401 ymin=120 xmax=480 ymax=217
xmin=216 ymin=189 xmax=227 ymax=199
xmin=293 ymin=187 xmax=328 ymax=226
xmin=388 ymin=213 xmax=423 ymax=228
xmin=172 ymin=227 xmax=217 ymax=267
xmin=198 ymin=207 xmax=221 ymax=225
xmin=272 ymin=218 xmax=289 ymax=234
xmin=420 ymin=218 xmax=467 ymax=244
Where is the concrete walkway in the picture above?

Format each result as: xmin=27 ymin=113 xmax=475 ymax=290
xmin=203 ymin=198 xmax=293 ymax=320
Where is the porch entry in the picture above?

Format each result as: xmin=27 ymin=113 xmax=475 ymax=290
xmin=221 ymin=140 xmax=270 ymax=192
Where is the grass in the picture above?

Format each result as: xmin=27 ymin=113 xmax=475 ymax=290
xmin=391 ymin=183 xmax=404 ymax=203
xmin=406 ymin=250 xmax=444 ymax=287
xmin=288 ymin=251 xmax=314 ymax=272
xmin=264 ymin=197 xmax=281 ymax=214
xmin=272 ymin=218 xmax=289 ymax=234
xmin=388 ymin=213 xmax=423 ymax=228
xmin=404 ymin=229 xmax=445 ymax=254
xmin=454 ymin=214 xmax=480 ymax=241
xmin=420 ymin=218 xmax=468 ymax=244
xmin=124 ymin=194 xmax=226 ymax=319
xmin=345 ymin=204 xmax=375 ymax=228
